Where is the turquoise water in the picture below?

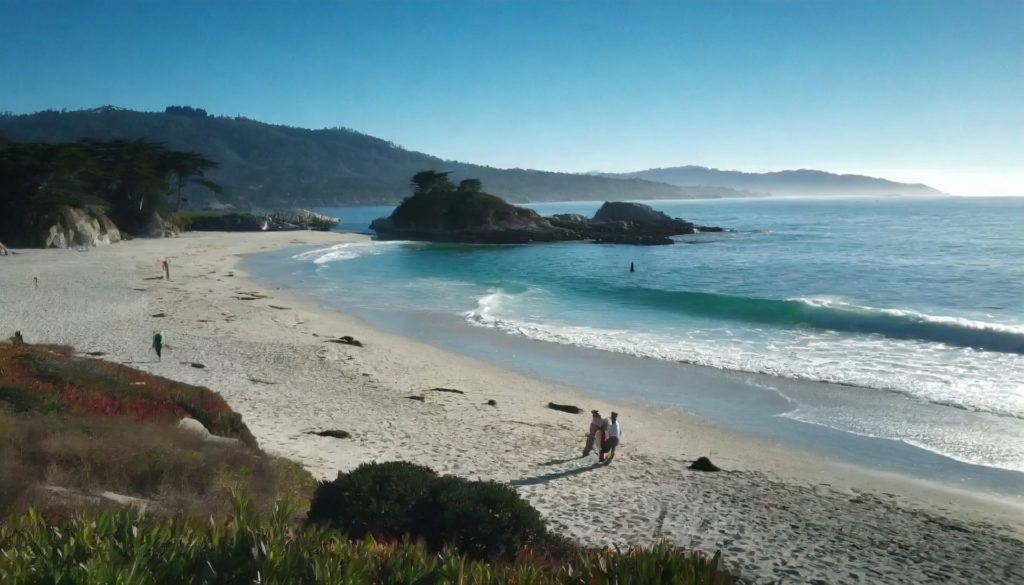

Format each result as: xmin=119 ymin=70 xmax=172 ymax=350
xmin=249 ymin=196 xmax=1024 ymax=485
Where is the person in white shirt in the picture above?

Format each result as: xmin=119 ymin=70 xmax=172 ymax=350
xmin=599 ymin=412 xmax=621 ymax=464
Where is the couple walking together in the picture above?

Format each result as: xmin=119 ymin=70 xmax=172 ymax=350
xmin=583 ymin=410 xmax=621 ymax=464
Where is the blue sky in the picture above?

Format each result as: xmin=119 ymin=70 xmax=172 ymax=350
xmin=1 ymin=0 xmax=1022 ymax=194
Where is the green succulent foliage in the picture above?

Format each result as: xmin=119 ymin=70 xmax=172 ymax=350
xmin=0 ymin=494 xmax=739 ymax=584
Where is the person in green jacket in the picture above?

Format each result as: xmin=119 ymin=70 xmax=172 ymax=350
xmin=152 ymin=330 xmax=165 ymax=361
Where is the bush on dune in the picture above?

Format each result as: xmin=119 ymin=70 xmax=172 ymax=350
xmin=414 ymin=475 xmax=548 ymax=560
xmin=0 ymin=342 xmax=255 ymax=445
xmin=308 ymin=462 xmax=549 ymax=560
xmin=306 ymin=461 xmax=438 ymax=539
xmin=0 ymin=342 xmax=311 ymax=520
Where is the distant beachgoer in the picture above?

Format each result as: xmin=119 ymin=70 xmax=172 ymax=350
xmin=161 ymin=257 xmax=171 ymax=280
xmin=583 ymin=410 xmax=606 ymax=457
xmin=33 ymin=275 xmax=38 ymax=288
xmin=600 ymin=412 xmax=621 ymax=464
xmin=630 ymin=262 xmax=635 ymax=273
xmin=152 ymin=330 xmax=165 ymax=361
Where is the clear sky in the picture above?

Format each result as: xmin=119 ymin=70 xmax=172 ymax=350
xmin=2 ymin=0 xmax=1022 ymax=195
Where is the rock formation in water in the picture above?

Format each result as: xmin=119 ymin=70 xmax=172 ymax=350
xmin=371 ymin=176 xmax=721 ymax=245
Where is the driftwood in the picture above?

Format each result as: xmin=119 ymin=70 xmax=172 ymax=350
xmin=325 ymin=336 xmax=363 ymax=347
xmin=547 ymin=402 xmax=582 ymax=414
xmin=308 ymin=429 xmax=351 ymax=439
xmin=428 ymin=387 xmax=464 ymax=394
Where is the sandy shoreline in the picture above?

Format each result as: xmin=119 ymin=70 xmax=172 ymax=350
xmin=2 ymin=232 xmax=1022 ymax=584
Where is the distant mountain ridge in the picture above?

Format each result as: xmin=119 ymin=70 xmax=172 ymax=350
xmin=600 ymin=165 xmax=941 ymax=196
xmin=0 ymin=107 xmax=747 ymax=208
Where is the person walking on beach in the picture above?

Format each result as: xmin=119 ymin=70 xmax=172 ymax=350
xmin=33 ymin=275 xmax=38 ymax=288
xmin=161 ymin=257 xmax=171 ymax=280
xmin=583 ymin=410 xmax=607 ymax=457
xmin=152 ymin=330 xmax=165 ymax=361
xmin=600 ymin=412 xmax=621 ymax=464
xmin=630 ymin=262 xmax=635 ymax=273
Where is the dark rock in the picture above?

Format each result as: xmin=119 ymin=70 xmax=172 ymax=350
xmin=371 ymin=189 xmax=720 ymax=246
xmin=308 ymin=429 xmax=351 ymax=439
xmin=695 ymin=225 xmax=725 ymax=233
xmin=428 ymin=387 xmax=464 ymax=394
xmin=325 ymin=336 xmax=363 ymax=347
xmin=486 ymin=399 xmax=497 ymax=406
xmin=151 ymin=313 xmax=166 ymax=318
xmin=593 ymin=201 xmax=681 ymax=224
xmin=547 ymin=402 xmax=582 ymax=414
xmin=189 ymin=363 xmax=206 ymax=369
xmin=688 ymin=456 xmax=721 ymax=472
xmin=406 ymin=395 xmax=426 ymax=401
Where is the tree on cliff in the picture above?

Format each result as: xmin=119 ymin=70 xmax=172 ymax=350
xmin=388 ymin=171 xmax=528 ymax=231
xmin=411 ymin=170 xmax=455 ymax=196
xmin=163 ymin=150 xmax=221 ymax=212
xmin=0 ymin=138 xmax=222 ymax=245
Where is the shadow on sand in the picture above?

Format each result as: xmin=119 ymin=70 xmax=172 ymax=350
xmin=510 ymin=462 xmax=603 ymax=487
xmin=539 ymin=455 xmax=587 ymax=466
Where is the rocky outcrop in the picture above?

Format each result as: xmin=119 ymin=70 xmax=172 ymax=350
xmin=266 ymin=209 xmax=338 ymax=231
xmin=186 ymin=209 xmax=338 ymax=232
xmin=42 ymin=206 xmax=121 ymax=248
xmin=140 ymin=212 xmax=177 ymax=238
xmin=372 ymin=197 xmax=719 ymax=245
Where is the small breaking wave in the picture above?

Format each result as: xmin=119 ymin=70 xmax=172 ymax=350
xmin=292 ymin=241 xmax=415 ymax=264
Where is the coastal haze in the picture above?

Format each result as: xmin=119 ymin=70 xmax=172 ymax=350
xmin=2 ymin=1 xmax=1024 ymax=584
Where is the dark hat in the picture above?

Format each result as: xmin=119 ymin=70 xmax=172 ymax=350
xmin=611 ymin=411 xmax=618 ymax=417
xmin=591 ymin=410 xmax=600 ymax=415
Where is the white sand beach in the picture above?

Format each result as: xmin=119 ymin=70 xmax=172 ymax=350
xmin=1 ymin=232 xmax=1021 ymax=584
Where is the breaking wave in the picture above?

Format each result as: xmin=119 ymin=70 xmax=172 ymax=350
xmin=292 ymin=241 xmax=416 ymax=264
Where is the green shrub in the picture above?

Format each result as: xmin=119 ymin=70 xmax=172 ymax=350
xmin=415 ymin=475 xmax=549 ymax=560
xmin=307 ymin=462 xmax=549 ymax=560
xmin=306 ymin=461 xmax=437 ymax=539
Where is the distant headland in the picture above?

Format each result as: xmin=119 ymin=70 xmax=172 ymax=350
xmin=1 ymin=106 xmax=940 ymax=209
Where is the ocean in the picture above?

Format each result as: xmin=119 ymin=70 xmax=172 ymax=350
xmin=248 ymin=196 xmax=1024 ymax=496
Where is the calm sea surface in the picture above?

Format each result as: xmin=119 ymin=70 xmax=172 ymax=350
xmin=249 ymin=197 xmax=1024 ymax=490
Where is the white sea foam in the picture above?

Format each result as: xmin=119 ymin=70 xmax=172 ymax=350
xmin=292 ymin=241 xmax=415 ymax=264
xmin=464 ymin=291 xmax=1024 ymax=420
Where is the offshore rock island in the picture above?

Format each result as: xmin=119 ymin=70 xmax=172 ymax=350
xmin=370 ymin=171 xmax=724 ymax=245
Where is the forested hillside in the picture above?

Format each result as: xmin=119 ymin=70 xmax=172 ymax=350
xmin=0 ymin=107 xmax=740 ymax=207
